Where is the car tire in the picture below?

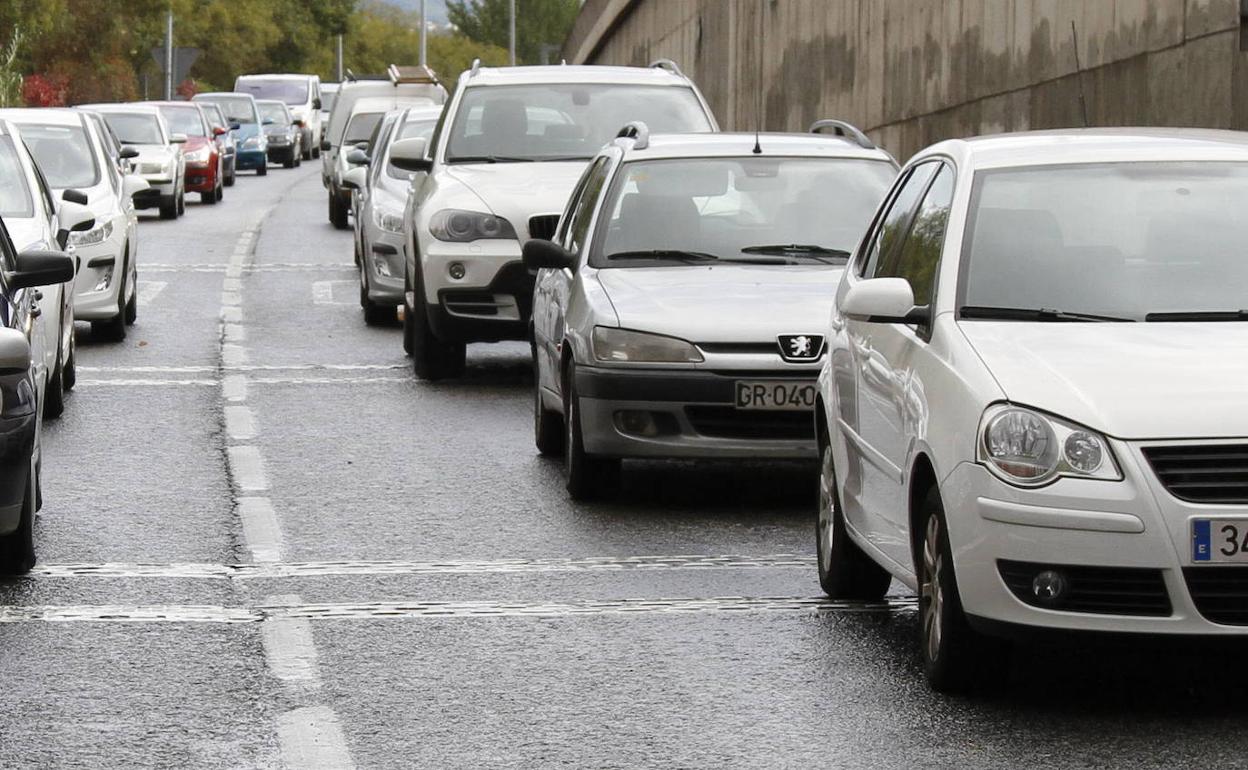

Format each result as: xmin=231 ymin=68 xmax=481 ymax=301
xmin=225 ymin=162 xmax=236 ymax=187
xmin=816 ymin=441 xmax=892 ymax=600
xmin=359 ymin=270 xmax=391 ymax=326
xmin=533 ymin=358 xmax=563 ymax=456
xmin=402 ymin=285 xmax=415 ymax=357
xmin=329 ymin=191 xmax=348 ymax=229
xmin=176 ymin=190 xmax=185 ymax=216
xmin=563 ymin=363 xmax=620 ymax=500
xmin=918 ymin=485 xmax=1009 ymax=693
xmin=0 ymin=463 xmax=37 ymax=576
xmin=257 ymin=163 xmax=268 ymax=177
xmin=201 ymin=189 xmax=217 ymax=204
xmin=159 ymin=194 xmax=177 ymax=220
xmin=62 ymin=331 xmax=76 ymax=391
xmin=123 ymin=257 xmax=138 ymax=326
xmin=43 ymin=346 xmax=65 ymax=419
xmin=409 ymin=280 xmax=464 ymax=380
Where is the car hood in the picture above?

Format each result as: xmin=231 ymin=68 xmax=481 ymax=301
xmin=595 ymin=265 xmax=843 ymax=342
xmin=444 ymin=162 xmax=586 ymax=239
xmin=5 ymin=217 xmax=45 ymax=251
xmin=131 ymin=144 xmax=176 ymax=163
xmin=959 ymin=322 xmax=1248 ymax=440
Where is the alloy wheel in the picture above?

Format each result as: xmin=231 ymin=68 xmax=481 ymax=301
xmin=817 ymin=445 xmax=836 ymax=573
xmin=920 ymin=513 xmax=944 ymax=663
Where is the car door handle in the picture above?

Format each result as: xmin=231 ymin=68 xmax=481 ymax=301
xmin=33 ymin=290 xmax=42 ymax=301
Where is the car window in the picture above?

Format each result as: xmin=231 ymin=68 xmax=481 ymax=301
xmin=877 ymin=164 xmax=953 ymax=306
xmin=158 ymin=106 xmax=207 ymax=137
xmin=566 ymin=157 xmax=611 ymax=256
xmin=197 ymin=95 xmax=258 ymax=125
xmin=385 ymin=118 xmax=437 ymax=181
xmin=30 ymin=158 xmax=56 ymax=221
xmin=257 ymin=102 xmax=290 ymax=125
xmin=0 ymin=137 xmax=34 ymax=218
xmin=202 ymin=104 xmax=227 ymax=130
xmin=860 ymin=162 xmax=940 ymax=279
xmin=345 ymin=112 xmax=383 ymax=145
xmin=19 ymin=123 xmax=102 ymax=190
xmin=102 ymin=113 xmax=163 ymax=145
xmin=368 ymin=115 xmax=399 ymax=185
xmin=238 ymin=78 xmax=309 ymax=106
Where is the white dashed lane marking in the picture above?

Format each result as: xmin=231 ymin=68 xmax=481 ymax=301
xmin=137 ymin=280 xmax=167 ymax=306
xmin=311 ymin=280 xmax=356 ymax=306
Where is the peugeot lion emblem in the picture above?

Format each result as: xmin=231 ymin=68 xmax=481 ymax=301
xmin=777 ymin=334 xmax=825 ymax=363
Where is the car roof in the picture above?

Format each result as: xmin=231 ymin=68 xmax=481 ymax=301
xmin=77 ymin=103 xmax=163 ymax=116
xmin=237 ymin=73 xmax=317 ymax=81
xmin=461 ymin=64 xmax=694 ymax=88
xmin=350 ymin=96 xmax=427 ymax=114
xmin=618 ymin=132 xmax=897 ymax=164
xmin=195 ymin=92 xmax=256 ymax=101
xmin=401 ymin=105 xmax=444 ymax=121
xmin=142 ymin=100 xmax=201 ymax=109
xmin=0 ymin=108 xmax=84 ymax=127
xmin=922 ymin=128 xmax=1248 ymax=170
xmin=255 ymin=99 xmax=288 ymax=108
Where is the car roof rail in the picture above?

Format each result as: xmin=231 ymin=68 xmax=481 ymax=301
xmin=649 ymin=59 xmax=684 ymax=77
xmin=470 ymin=58 xmax=482 ymax=77
xmin=388 ymin=64 xmax=440 ymax=86
xmin=809 ymin=119 xmax=876 ymax=150
xmin=616 ymin=121 xmax=650 ymax=150
xmin=345 ymin=68 xmax=357 ymax=83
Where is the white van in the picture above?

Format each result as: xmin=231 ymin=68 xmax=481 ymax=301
xmin=234 ymin=73 xmax=323 ymax=162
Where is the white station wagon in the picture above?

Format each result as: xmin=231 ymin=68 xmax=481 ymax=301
xmin=815 ymin=128 xmax=1248 ymax=691
xmin=524 ymin=123 xmax=896 ymax=499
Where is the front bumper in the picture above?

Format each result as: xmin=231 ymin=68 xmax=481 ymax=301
xmin=184 ymin=163 xmax=217 ymax=192
xmin=236 ymin=148 xmax=267 ymax=169
xmin=573 ymin=366 xmax=816 ymax=460
xmin=365 ymin=237 xmax=404 ymax=305
xmin=72 ymin=230 xmax=127 ymax=320
xmin=266 ymin=142 xmax=296 ymax=161
xmin=0 ymin=412 xmax=35 ymax=535
xmin=418 ymin=250 xmax=533 ymax=343
xmin=945 ymin=449 xmax=1248 ymax=637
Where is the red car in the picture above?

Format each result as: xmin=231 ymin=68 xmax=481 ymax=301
xmin=144 ymin=101 xmax=226 ymax=204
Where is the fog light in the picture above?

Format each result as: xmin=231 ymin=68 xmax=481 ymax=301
xmin=372 ymin=257 xmax=392 ymax=278
xmin=448 ymin=262 xmax=466 ymax=280
xmin=93 ymin=267 xmax=114 ymax=292
xmin=1031 ymin=570 xmax=1068 ymax=607
xmin=615 ymin=410 xmax=659 ymax=437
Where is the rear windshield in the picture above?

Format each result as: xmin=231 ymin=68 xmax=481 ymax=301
xmin=0 ymin=136 xmax=34 ymax=217
xmin=238 ymin=78 xmax=309 ymax=106
xmin=18 ymin=123 xmax=101 ymax=189
xmin=345 ymin=112 xmax=383 ymax=145
xmin=157 ymin=105 xmax=207 ymax=137
xmin=197 ymin=95 xmax=258 ymax=125
xmin=201 ymin=103 xmax=227 ymax=130
xmin=258 ymin=102 xmax=290 ymax=124
xmin=102 ymin=113 xmax=163 ymax=144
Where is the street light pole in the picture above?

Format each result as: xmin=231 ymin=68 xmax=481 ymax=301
xmin=509 ymin=0 xmax=516 ymax=66
xmin=419 ymin=0 xmax=427 ymax=67
xmin=336 ymin=34 xmax=343 ymax=82
xmin=164 ymin=9 xmax=173 ymax=100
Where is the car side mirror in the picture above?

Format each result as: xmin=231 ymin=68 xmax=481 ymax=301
xmin=341 ymin=167 xmax=368 ymax=191
xmin=230 ymin=122 xmax=241 ymax=131
xmin=55 ymin=199 xmax=95 ymax=249
xmin=841 ymin=278 xmax=925 ymax=324
xmin=170 ymin=133 xmax=188 ymax=144
xmin=11 ymin=250 xmax=75 ymax=290
xmin=388 ymin=137 xmax=431 ymax=173
xmin=312 ymin=98 xmax=322 ymax=110
xmin=522 ymin=239 xmax=575 ymax=271
xmin=61 ymin=189 xmax=88 ymax=205
xmin=292 ymin=119 xmax=303 ymax=127
xmin=0 ymin=327 xmax=31 ymax=370
xmin=320 ymin=138 xmax=331 ymax=152
xmin=119 ymin=145 xmax=140 ymax=160
xmin=346 ymin=148 xmax=369 ymax=166
xmin=122 ymin=175 xmax=150 ymax=199
xmin=212 ymin=126 xmax=227 ymax=136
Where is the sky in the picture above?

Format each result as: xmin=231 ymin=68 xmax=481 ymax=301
xmin=385 ymin=0 xmax=452 ymax=26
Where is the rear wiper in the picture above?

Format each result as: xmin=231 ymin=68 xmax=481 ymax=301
xmin=1145 ymin=310 xmax=1248 ymax=322
xmin=605 ymin=249 xmax=719 ymax=263
xmin=960 ymin=306 xmax=1135 ymax=322
xmin=447 ymin=155 xmax=535 ymax=164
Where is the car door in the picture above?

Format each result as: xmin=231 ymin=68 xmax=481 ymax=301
xmin=842 ymin=161 xmax=942 ymax=566
xmin=27 ymin=162 xmax=63 ymax=385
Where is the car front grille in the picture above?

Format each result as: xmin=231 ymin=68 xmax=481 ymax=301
xmin=997 ymin=560 xmax=1172 ymax=616
xmin=1142 ymin=444 xmax=1248 ymax=504
xmin=1183 ymin=568 xmax=1248 ymax=625
xmin=684 ymin=406 xmax=814 ymax=441
xmin=528 ymin=214 xmax=559 ymax=241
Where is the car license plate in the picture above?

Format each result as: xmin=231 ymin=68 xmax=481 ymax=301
xmin=1192 ymin=518 xmax=1248 ymax=563
xmin=734 ymin=380 xmax=816 ymax=411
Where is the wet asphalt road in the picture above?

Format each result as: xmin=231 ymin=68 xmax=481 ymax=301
xmin=1 ymin=163 xmax=1245 ymax=769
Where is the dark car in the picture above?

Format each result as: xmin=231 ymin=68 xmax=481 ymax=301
xmin=256 ymin=100 xmax=302 ymax=168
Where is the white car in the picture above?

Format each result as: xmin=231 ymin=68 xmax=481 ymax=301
xmin=524 ymin=124 xmax=896 ymax=499
xmin=0 ymin=108 xmax=147 ymax=340
xmin=816 ymin=128 xmax=1248 ymax=691
xmin=235 ymin=73 xmax=324 ymax=161
xmin=82 ymin=104 xmax=186 ymax=219
xmin=0 ymin=120 xmax=96 ymax=418
xmin=389 ymin=60 xmax=718 ymax=380
xmin=342 ymin=104 xmax=443 ymax=325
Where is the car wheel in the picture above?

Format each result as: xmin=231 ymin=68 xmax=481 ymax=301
xmin=329 ymin=191 xmax=348 ymax=229
xmin=563 ymin=362 xmax=620 ymax=500
xmin=201 ymin=189 xmax=217 ymax=204
xmin=159 ymin=194 xmax=177 ymax=220
xmin=124 ymin=256 xmax=138 ymax=325
xmin=225 ymin=162 xmax=236 ymax=187
xmin=62 ymin=330 xmax=76 ymax=391
xmin=176 ymin=190 xmax=185 ymax=216
xmin=257 ymin=163 xmax=268 ymax=177
xmin=43 ymin=345 xmax=65 ymax=419
xmin=409 ymin=282 xmax=464 ymax=380
xmin=533 ymin=348 xmax=563 ymax=456
xmin=359 ymin=269 xmax=391 ymax=326
xmin=402 ymin=281 xmax=415 ymax=357
xmin=0 ymin=462 xmax=37 ymax=576
xmin=817 ymin=441 xmax=892 ymax=600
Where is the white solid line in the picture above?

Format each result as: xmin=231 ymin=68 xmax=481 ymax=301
xmin=224 ymin=405 xmax=256 ymax=441
xmin=223 ymin=323 xmax=246 ymax=343
xmin=80 ymin=363 xmax=406 ymax=373
xmin=77 ymin=378 xmax=218 ymax=387
xmin=260 ymin=593 xmax=322 ymax=690
xmin=79 ymin=365 xmax=218 ymax=373
xmin=222 ymin=344 xmax=248 ymax=367
xmin=237 ymin=497 xmax=282 ymax=561
xmin=277 ymin=706 xmax=355 ymax=770
xmin=223 ymin=373 xmax=248 ymax=402
xmin=220 ymin=306 xmax=243 ymax=324
xmin=137 ymin=280 xmax=167 ymax=306
xmin=249 ymin=376 xmax=408 ymax=386
xmin=228 ymin=447 xmax=269 ymax=493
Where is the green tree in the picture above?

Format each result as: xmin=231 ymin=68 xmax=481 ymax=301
xmin=447 ymin=0 xmax=579 ymax=64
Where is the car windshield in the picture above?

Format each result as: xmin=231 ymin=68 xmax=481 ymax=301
xmin=102 ymin=112 xmax=163 ymax=144
xmin=0 ymin=137 xmax=33 ymax=218
xmin=592 ymin=157 xmax=896 ymax=268
xmin=320 ymin=90 xmax=337 ymax=113
xmin=344 ymin=112 xmax=383 ymax=145
xmin=258 ymin=103 xmax=290 ymax=125
xmin=446 ymin=84 xmax=713 ymax=163
xmin=385 ymin=118 xmax=437 ymax=180
xmin=201 ymin=104 xmax=227 ymax=130
xmin=157 ymin=106 xmax=206 ymax=137
xmin=198 ymin=95 xmax=258 ymax=125
xmin=18 ymin=123 xmax=101 ymax=189
xmin=237 ymin=78 xmax=308 ymax=106
xmin=963 ymin=162 xmax=1248 ymax=321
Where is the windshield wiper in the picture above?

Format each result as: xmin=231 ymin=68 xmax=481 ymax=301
xmin=960 ymin=306 xmax=1135 ymax=322
xmin=605 ymin=249 xmax=719 ymax=263
xmin=1146 ymin=310 xmax=1248 ymax=321
xmin=447 ymin=155 xmax=535 ymax=164
xmin=741 ymin=243 xmax=850 ymax=257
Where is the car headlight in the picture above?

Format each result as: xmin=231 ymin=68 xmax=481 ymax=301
xmin=184 ymin=146 xmax=211 ymax=164
xmin=429 ymin=209 xmax=516 ymax=242
xmin=243 ymin=136 xmax=265 ymax=149
xmin=372 ymin=204 xmax=405 ymax=234
xmin=978 ymin=404 xmax=1121 ymax=486
xmin=591 ymin=326 xmax=704 ymax=364
xmin=69 ymin=218 xmax=114 ymax=246
xmin=0 ymin=377 xmax=34 ymax=418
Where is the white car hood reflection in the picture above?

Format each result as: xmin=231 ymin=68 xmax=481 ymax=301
xmin=445 ymin=162 xmax=586 ymax=237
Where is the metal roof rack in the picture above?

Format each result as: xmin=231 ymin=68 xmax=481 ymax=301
xmin=616 ymin=121 xmax=650 ymax=150
xmin=649 ymin=59 xmax=684 ymax=77
xmin=388 ymin=64 xmax=440 ymax=86
xmin=809 ymin=119 xmax=876 ymax=150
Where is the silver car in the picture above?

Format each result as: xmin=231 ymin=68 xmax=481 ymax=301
xmin=81 ymin=104 xmax=186 ymax=219
xmin=342 ymin=104 xmax=443 ymax=325
xmin=524 ymin=124 xmax=897 ymax=499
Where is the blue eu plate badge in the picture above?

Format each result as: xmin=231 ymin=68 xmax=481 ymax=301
xmin=1193 ymin=519 xmax=1212 ymax=562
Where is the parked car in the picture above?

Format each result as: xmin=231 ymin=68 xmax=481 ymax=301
xmin=256 ymin=100 xmax=302 ymax=168
xmin=80 ymin=104 xmax=185 ymax=219
xmin=320 ymin=82 xmax=339 ymax=122
xmin=815 ymin=128 xmax=1248 ymax=691
xmin=341 ymin=105 xmax=442 ymax=324
xmin=199 ymin=102 xmax=237 ymax=186
xmin=0 ymin=119 xmax=95 ymax=420
xmin=523 ymin=124 xmax=896 ymax=498
xmin=323 ymin=66 xmax=445 ymax=229
xmin=235 ymin=73 xmax=323 ymax=161
xmin=0 ymin=108 xmax=147 ymax=341
xmin=0 ymin=214 xmax=77 ymax=574
xmin=144 ymin=101 xmax=224 ymax=204
xmin=193 ymin=92 xmax=267 ymax=176
xmin=389 ymin=60 xmax=718 ymax=380
xmin=77 ymin=109 xmax=133 ymax=178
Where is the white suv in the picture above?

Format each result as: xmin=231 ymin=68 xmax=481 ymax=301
xmin=389 ymin=61 xmax=718 ymax=380
xmin=816 ymin=128 xmax=1248 ymax=692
